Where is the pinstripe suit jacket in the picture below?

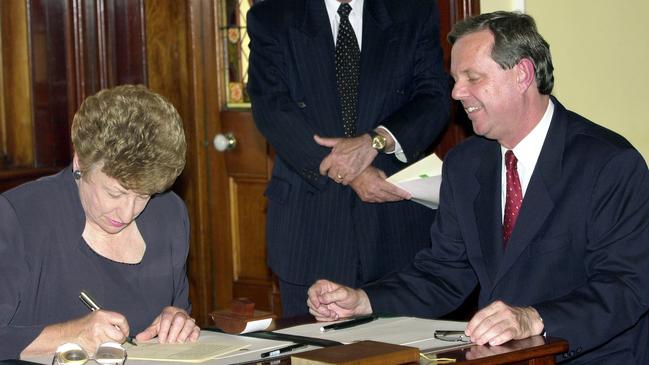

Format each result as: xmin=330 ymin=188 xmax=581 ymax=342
xmin=247 ymin=0 xmax=450 ymax=286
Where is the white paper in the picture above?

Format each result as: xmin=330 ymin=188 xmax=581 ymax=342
xmin=24 ymin=331 xmax=297 ymax=365
xmin=387 ymin=154 xmax=443 ymax=209
xmin=241 ymin=318 xmax=272 ymax=333
xmin=23 ymin=318 xmax=468 ymax=365
xmin=276 ymin=316 xmax=470 ymax=352
xmin=125 ymin=342 xmax=249 ymax=362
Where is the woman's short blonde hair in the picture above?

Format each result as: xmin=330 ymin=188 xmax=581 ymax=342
xmin=71 ymin=85 xmax=186 ymax=195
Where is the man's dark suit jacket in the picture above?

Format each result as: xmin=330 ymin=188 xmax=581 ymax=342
xmin=365 ymin=98 xmax=649 ymax=364
xmin=247 ymin=0 xmax=450 ymax=288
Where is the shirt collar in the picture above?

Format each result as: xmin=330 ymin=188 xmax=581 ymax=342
xmin=324 ymin=0 xmax=363 ymax=18
xmin=502 ymin=99 xmax=554 ymax=176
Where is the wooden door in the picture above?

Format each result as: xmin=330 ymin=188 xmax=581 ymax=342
xmin=213 ymin=110 xmax=279 ymax=313
xmin=186 ymin=0 xmax=282 ymax=318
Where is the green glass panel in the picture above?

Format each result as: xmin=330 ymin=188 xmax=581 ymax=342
xmin=221 ymin=0 xmax=253 ymax=108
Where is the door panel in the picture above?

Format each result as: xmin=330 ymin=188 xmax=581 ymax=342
xmin=230 ymin=177 xmax=268 ymax=279
xmin=217 ymin=110 xmax=280 ymax=315
xmin=220 ymin=111 xmax=268 ymax=176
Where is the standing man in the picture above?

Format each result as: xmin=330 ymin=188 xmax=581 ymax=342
xmin=308 ymin=11 xmax=649 ymax=363
xmin=248 ymin=0 xmax=450 ymax=316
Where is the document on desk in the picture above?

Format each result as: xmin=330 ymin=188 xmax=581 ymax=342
xmin=125 ymin=342 xmax=248 ymax=362
xmin=122 ymin=331 xmax=294 ymax=364
xmin=387 ymin=153 xmax=443 ymax=209
xmin=275 ymin=316 xmax=470 ymax=352
xmin=23 ymin=331 xmax=297 ymax=365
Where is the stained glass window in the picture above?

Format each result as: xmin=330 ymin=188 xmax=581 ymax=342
xmin=220 ymin=0 xmax=256 ymax=108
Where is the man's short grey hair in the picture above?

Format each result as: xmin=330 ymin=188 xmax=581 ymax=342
xmin=448 ymin=11 xmax=554 ymax=95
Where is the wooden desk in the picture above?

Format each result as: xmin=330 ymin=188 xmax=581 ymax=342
xmin=430 ymin=336 xmax=568 ymax=364
xmin=245 ymin=318 xmax=568 ymax=365
xmin=246 ymin=337 xmax=567 ymax=365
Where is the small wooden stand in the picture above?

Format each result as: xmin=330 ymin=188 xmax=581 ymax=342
xmin=209 ymin=298 xmax=275 ymax=334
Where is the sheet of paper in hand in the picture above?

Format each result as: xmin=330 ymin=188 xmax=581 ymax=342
xmin=387 ymin=153 xmax=443 ymax=209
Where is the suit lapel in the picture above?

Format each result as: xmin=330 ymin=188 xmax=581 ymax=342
xmin=493 ymin=99 xmax=566 ymax=287
xmin=291 ymin=0 xmax=341 ymax=135
xmin=472 ymin=143 xmax=503 ymax=287
xmin=357 ymin=0 xmax=393 ymax=132
xmin=291 ymin=0 xmax=397 ymax=136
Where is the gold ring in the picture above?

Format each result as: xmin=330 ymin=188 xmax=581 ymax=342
xmin=336 ymin=174 xmax=344 ymax=180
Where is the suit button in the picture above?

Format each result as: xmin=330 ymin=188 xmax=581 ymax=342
xmin=297 ymin=101 xmax=306 ymax=108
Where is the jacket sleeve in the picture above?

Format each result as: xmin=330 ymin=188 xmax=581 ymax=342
xmin=379 ymin=1 xmax=451 ymax=162
xmin=534 ymin=150 xmax=649 ymax=355
xmin=363 ymin=158 xmax=477 ymax=317
xmin=170 ymin=195 xmax=191 ymax=313
xmin=0 ymin=196 xmax=46 ymax=359
xmin=247 ymin=9 xmax=331 ymax=191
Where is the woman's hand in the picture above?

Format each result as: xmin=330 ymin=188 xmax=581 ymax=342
xmin=70 ymin=310 xmax=131 ymax=351
xmin=136 ymin=306 xmax=200 ymax=343
xmin=21 ymin=310 xmax=130 ymax=357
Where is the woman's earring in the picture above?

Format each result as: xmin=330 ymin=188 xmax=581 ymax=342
xmin=73 ymin=170 xmax=82 ymax=180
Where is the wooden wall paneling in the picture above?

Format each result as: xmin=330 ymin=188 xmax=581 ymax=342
xmin=207 ymin=0 xmax=235 ymax=315
xmin=0 ymin=0 xmax=34 ymax=167
xmin=67 ymin=0 xmax=147 ymax=111
xmin=99 ymin=0 xmax=147 ymax=87
xmin=432 ymin=0 xmax=480 ymax=158
xmin=146 ymin=0 xmax=219 ymax=326
xmin=0 ymin=4 xmax=62 ymax=188
xmin=29 ymin=0 xmax=72 ymax=167
xmin=68 ymin=0 xmax=100 ymax=103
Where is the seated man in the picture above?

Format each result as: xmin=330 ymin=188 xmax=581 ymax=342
xmin=308 ymin=11 xmax=649 ymax=364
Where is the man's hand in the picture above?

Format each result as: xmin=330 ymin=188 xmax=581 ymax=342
xmin=350 ymin=167 xmax=411 ymax=202
xmin=314 ymin=134 xmax=378 ymax=185
xmin=464 ymin=334 xmax=545 ymax=360
xmin=465 ymin=301 xmax=544 ymax=346
xmin=307 ymin=279 xmax=373 ymax=321
xmin=136 ymin=306 xmax=200 ymax=344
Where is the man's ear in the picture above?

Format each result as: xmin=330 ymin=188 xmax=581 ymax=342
xmin=515 ymin=58 xmax=536 ymax=92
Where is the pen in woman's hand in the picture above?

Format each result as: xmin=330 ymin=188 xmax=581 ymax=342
xmin=79 ymin=290 xmax=137 ymax=346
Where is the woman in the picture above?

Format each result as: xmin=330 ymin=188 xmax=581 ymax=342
xmin=0 ymin=85 xmax=199 ymax=359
